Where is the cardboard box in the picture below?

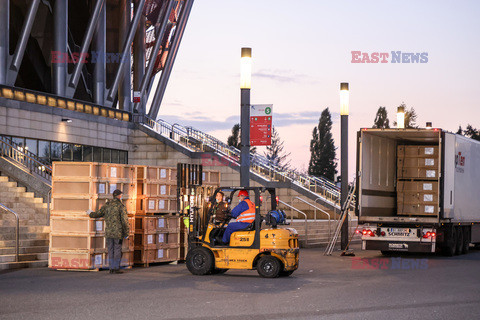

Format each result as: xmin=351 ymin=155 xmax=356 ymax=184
xmin=397 ymin=202 xmax=438 ymax=216
xmin=397 ymin=192 xmax=439 ymax=204
xmin=397 ymin=157 xmax=439 ymax=169
xmin=49 ymin=233 xmax=106 ymax=252
xmin=49 ymin=250 xmax=105 ymax=270
xmin=397 ymin=145 xmax=439 ymax=158
xmin=397 ymin=181 xmax=439 ymax=192
xmin=397 ymin=167 xmax=438 ymax=179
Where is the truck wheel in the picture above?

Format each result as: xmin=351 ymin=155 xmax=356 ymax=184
xmin=442 ymin=227 xmax=457 ymax=257
xmin=186 ymin=247 xmax=214 ymax=275
xmin=257 ymin=255 xmax=281 ymax=278
xmin=462 ymin=226 xmax=470 ymax=255
xmin=455 ymin=227 xmax=463 ymax=255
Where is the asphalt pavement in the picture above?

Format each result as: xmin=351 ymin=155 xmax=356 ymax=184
xmin=1 ymin=245 xmax=480 ymax=320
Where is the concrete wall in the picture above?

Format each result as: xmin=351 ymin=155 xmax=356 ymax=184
xmin=0 ymin=101 xmax=133 ymax=152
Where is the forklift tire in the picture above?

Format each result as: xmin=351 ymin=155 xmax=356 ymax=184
xmin=186 ymin=247 xmax=214 ymax=275
xmin=257 ymin=255 xmax=281 ymax=278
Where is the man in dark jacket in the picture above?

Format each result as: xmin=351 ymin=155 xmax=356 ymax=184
xmin=88 ymin=189 xmax=129 ymax=274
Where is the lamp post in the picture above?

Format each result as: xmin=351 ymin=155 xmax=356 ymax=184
xmin=240 ymin=48 xmax=252 ymax=187
xmin=397 ymin=106 xmax=405 ymax=129
xmin=340 ymin=82 xmax=349 ymax=250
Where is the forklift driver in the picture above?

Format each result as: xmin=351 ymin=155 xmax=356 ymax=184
xmin=221 ymin=190 xmax=255 ymax=244
xmin=210 ymin=191 xmax=229 ymax=224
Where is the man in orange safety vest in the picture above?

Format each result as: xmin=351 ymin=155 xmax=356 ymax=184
xmin=222 ymin=190 xmax=255 ymax=244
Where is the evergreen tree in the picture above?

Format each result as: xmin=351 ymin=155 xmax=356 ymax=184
xmin=373 ymin=106 xmax=390 ymax=128
xmin=393 ymin=103 xmax=418 ymax=128
xmin=459 ymin=124 xmax=480 ymax=141
xmin=456 ymin=126 xmax=463 ymax=135
xmin=226 ymin=123 xmax=256 ymax=153
xmin=227 ymin=124 xmax=240 ymax=149
xmin=264 ymin=126 xmax=291 ymax=171
xmin=308 ymin=108 xmax=337 ymax=180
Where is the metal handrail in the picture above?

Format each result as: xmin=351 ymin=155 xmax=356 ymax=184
xmin=277 ymin=199 xmax=308 ymax=246
xmin=140 ymin=116 xmax=352 ymax=206
xmin=0 ymin=203 xmax=20 ymax=262
xmin=325 ymin=179 xmax=356 ymax=256
xmin=293 ymin=197 xmax=331 ymax=242
xmin=0 ymin=136 xmax=52 ymax=183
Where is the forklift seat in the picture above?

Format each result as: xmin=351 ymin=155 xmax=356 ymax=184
xmin=237 ymin=222 xmax=255 ymax=232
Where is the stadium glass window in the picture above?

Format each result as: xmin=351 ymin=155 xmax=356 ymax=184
xmin=51 ymin=142 xmax=62 ymax=161
xmin=103 ymin=148 xmax=111 ymax=163
xmin=62 ymin=143 xmax=73 ymax=161
xmin=73 ymin=144 xmax=83 ymax=161
xmin=83 ymin=146 xmax=93 ymax=161
xmin=38 ymin=141 xmax=50 ymax=162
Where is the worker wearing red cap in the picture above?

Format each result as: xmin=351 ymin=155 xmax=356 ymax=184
xmin=222 ymin=190 xmax=255 ymax=244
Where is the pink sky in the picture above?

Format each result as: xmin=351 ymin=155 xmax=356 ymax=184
xmin=159 ymin=0 xmax=480 ymax=180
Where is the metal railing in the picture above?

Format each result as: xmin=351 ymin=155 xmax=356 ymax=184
xmin=0 ymin=203 xmax=20 ymax=262
xmin=138 ymin=115 xmax=349 ymax=205
xmin=293 ymin=197 xmax=331 ymax=241
xmin=0 ymin=136 xmax=52 ymax=183
xmin=277 ymin=200 xmax=308 ymax=246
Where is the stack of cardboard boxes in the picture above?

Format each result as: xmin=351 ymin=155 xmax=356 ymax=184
xmin=49 ymin=162 xmax=135 ymax=270
xmin=48 ymin=162 xmax=221 ymax=270
xmin=397 ymin=145 xmax=440 ymax=216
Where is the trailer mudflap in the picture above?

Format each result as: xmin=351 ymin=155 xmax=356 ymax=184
xmin=364 ymin=240 xmax=435 ymax=253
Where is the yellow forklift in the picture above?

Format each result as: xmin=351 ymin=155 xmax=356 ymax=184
xmin=184 ymin=186 xmax=300 ymax=278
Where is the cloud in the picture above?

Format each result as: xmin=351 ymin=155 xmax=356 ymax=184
xmin=157 ymin=110 xmax=339 ymax=133
xmin=252 ymin=69 xmax=318 ymax=84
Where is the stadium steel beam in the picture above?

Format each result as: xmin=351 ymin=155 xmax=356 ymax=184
xmin=107 ymin=0 xmax=146 ymax=110
xmin=53 ymin=0 xmax=68 ymax=96
xmin=133 ymin=0 xmax=174 ymax=115
xmin=6 ymin=0 xmax=40 ymax=86
xmin=66 ymin=0 xmax=105 ymax=98
xmin=133 ymin=0 xmax=147 ymax=109
xmin=148 ymin=0 xmax=194 ymax=120
xmin=93 ymin=0 xmax=106 ymax=105
xmin=118 ymin=0 xmax=132 ymax=111
xmin=0 ymin=0 xmax=9 ymax=85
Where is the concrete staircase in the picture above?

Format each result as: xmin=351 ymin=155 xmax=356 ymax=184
xmin=0 ymin=175 xmax=50 ymax=270
xmin=287 ymin=218 xmax=361 ymax=248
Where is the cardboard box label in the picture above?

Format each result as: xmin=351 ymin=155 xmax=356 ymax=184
xmin=158 ymin=249 xmax=164 ymax=259
xmin=424 ymin=147 xmax=434 ymax=155
xmin=98 ymin=183 xmax=106 ymax=194
xmin=424 ymin=205 xmax=434 ymax=213
xmin=425 ymin=159 xmax=435 ymax=166
xmin=423 ymin=183 xmax=433 ymax=191
xmin=160 ymin=185 xmax=167 ymax=195
xmin=147 ymin=235 xmax=153 ymax=244
xmin=426 ymin=170 xmax=436 ymax=178
xmin=110 ymin=167 xmax=117 ymax=178
xmin=160 ymin=169 xmax=167 ymax=179
xmin=95 ymin=221 xmax=103 ymax=231
xmin=94 ymin=254 xmax=103 ymax=266
xmin=158 ymin=218 xmax=165 ymax=228
xmin=148 ymin=200 xmax=155 ymax=210
xmin=424 ymin=194 xmax=433 ymax=202
xmin=158 ymin=234 xmax=165 ymax=243
xmin=158 ymin=200 xmax=165 ymax=209
xmin=109 ymin=183 xmax=117 ymax=194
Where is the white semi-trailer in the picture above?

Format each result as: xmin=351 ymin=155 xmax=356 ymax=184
xmin=356 ymin=128 xmax=480 ymax=255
